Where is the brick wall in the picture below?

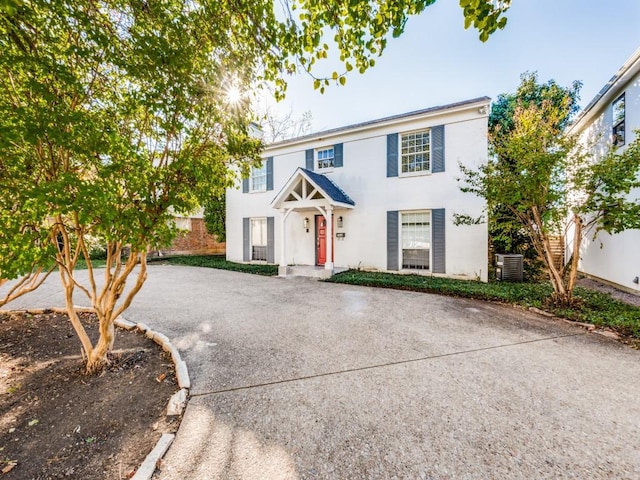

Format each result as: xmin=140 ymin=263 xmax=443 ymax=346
xmin=154 ymin=218 xmax=225 ymax=256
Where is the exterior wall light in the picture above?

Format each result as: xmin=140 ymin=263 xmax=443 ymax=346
xmin=304 ymin=217 xmax=310 ymax=232
xmin=337 ymin=216 xmax=343 ymax=228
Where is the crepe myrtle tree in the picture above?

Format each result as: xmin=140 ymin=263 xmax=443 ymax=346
xmin=459 ymin=73 xmax=640 ymax=305
xmin=483 ymin=72 xmax=582 ymax=279
xmin=0 ymin=0 xmax=510 ymax=373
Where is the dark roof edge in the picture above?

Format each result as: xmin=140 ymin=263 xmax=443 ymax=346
xmin=570 ymin=47 xmax=640 ymax=131
xmin=267 ymin=96 xmax=491 ymax=148
xmin=300 ymin=168 xmax=355 ymax=206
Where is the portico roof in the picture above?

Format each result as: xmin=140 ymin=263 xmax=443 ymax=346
xmin=270 ymin=168 xmax=355 ymax=210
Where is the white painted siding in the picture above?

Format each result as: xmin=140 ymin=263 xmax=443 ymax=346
xmin=568 ymin=51 xmax=640 ymax=293
xmin=227 ymin=99 xmax=489 ymax=281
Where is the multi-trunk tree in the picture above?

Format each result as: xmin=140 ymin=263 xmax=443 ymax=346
xmin=0 ymin=0 xmax=511 ymax=372
xmin=483 ymin=73 xmax=582 ymax=279
xmin=460 ymin=73 xmax=640 ymax=305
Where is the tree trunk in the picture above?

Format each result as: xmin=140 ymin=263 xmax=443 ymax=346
xmin=62 ymin=281 xmax=95 ymax=363
xmin=566 ymin=213 xmax=583 ymax=294
xmin=542 ymin=234 xmax=570 ymax=301
xmin=86 ymin=249 xmax=148 ymax=373
xmin=0 ymin=267 xmax=54 ymax=309
xmin=86 ymin=321 xmax=114 ymax=374
xmin=531 ymin=206 xmax=568 ymax=299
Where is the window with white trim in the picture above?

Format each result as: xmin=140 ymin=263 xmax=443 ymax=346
xmin=401 ymin=211 xmax=430 ymax=270
xmin=316 ymin=147 xmax=335 ymax=170
xmin=401 ymin=130 xmax=430 ymax=174
xmin=251 ymin=218 xmax=267 ymax=261
xmin=250 ymin=164 xmax=267 ymax=192
xmin=613 ymin=93 xmax=625 ymax=147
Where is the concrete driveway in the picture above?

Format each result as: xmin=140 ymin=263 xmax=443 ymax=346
xmin=4 ymin=265 xmax=640 ymax=479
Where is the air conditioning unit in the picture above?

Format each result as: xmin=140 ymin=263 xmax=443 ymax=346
xmin=495 ymin=254 xmax=523 ymax=282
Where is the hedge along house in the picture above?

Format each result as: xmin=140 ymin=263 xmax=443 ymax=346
xmin=226 ymin=97 xmax=490 ymax=281
xmin=566 ymin=47 xmax=640 ymax=294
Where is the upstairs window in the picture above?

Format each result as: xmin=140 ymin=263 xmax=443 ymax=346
xmin=401 ymin=130 xmax=430 ymax=174
xmin=317 ymin=147 xmax=335 ymax=170
xmin=250 ymin=163 xmax=267 ymax=192
xmin=613 ymin=93 xmax=625 ymax=147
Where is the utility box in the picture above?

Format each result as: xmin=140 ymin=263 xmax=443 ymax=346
xmin=495 ymin=254 xmax=523 ymax=282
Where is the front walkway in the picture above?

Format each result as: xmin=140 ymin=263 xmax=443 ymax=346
xmin=4 ymin=266 xmax=640 ymax=479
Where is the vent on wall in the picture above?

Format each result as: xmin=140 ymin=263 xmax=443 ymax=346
xmin=495 ymin=254 xmax=523 ymax=282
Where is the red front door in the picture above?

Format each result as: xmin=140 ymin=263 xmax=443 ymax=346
xmin=315 ymin=215 xmax=334 ymax=266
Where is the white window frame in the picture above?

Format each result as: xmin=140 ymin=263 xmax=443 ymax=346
xmin=250 ymin=163 xmax=267 ymax=192
xmin=612 ymin=93 xmax=625 ymax=147
xmin=316 ymin=146 xmax=335 ymax=170
xmin=400 ymin=129 xmax=431 ymax=176
xmin=400 ymin=210 xmax=431 ymax=271
xmin=250 ymin=217 xmax=267 ymax=262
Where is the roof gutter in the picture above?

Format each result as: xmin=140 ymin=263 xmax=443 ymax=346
xmin=265 ymin=96 xmax=490 ymax=151
xmin=569 ymin=47 xmax=640 ymax=134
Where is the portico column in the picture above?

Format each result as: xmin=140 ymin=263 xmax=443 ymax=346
xmin=280 ymin=209 xmax=293 ymax=268
xmin=325 ymin=205 xmax=334 ymax=271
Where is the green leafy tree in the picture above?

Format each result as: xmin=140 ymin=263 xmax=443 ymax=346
xmin=203 ymin=194 xmax=227 ymax=243
xmin=486 ymin=74 xmax=582 ymax=279
xmin=1 ymin=0 xmax=510 ymax=373
xmin=460 ymin=73 xmax=640 ymax=304
xmin=460 ymin=0 xmax=510 ymax=42
xmin=0 ymin=0 xmax=262 ymax=373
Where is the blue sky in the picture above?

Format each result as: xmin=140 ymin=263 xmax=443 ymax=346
xmin=266 ymin=0 xmax=640 ymax=133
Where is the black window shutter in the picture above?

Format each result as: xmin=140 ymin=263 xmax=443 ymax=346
xmin=266 ymin=157 xmax=274 ymax=191
xmin=243 ymin=218 xmax=250 ymax=261
xmin=432 ymin=208 xmax=446 ymax=273
xmin=242 ymin=178 xmax=249 ymax=193
xmin=387 ymin=211 xmax=399 ymax=270
xmin=334 ymin=143 xmax=343 ymax=168
xmin=305 ymin=149 xmax=314 ymax=170
xmin=387 ymin=133 xmax=398 ymax=177
xmin=267 ymin=217 xmax=275 ymax=263
xmin=431 ymin=125 xmax=445 ymax=173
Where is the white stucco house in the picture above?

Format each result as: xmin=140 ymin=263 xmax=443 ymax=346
xmin=226 ymin=97 xmax=490 ymax=281
xmin=567 ymin=47 xmax=640 ymax=293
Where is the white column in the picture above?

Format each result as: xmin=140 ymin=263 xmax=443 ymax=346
xmin=280 ymin=209 xmax=292 ymax=267
xmin=325 ymin=206 xmax=334 ymax=271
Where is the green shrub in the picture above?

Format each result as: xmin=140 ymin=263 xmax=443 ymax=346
xmin=150 ymin=255 xmax=278 ymax=276
xmin=327 ymin=270 xmax=640 ymax=338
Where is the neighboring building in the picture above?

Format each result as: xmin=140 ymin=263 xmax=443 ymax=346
xmin=153 ymin=210 xmax=225 ymax=256
xmin=227 ymin=97 xmax=490 ymax=281
xmin=567 ymin=47 xmax=640 ymax=293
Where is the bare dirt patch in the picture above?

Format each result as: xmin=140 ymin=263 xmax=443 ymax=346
xmin=0 ymin=311 xmax=179 ymax=479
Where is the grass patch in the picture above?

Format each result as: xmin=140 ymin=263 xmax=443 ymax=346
xmin=74 ymin=259 xmax=107 ymax=270
xmin=327 ymin=270 xmax=640 ymax=338
xmin=148 ymin=254 xmax=278 ymax=276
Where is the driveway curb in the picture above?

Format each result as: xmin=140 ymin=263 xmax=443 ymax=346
xmin=116 ymin=316 xmax=191 ymax=480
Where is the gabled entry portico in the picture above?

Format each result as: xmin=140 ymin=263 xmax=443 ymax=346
xmin=271 ymin=168 xmax=355 ymax=277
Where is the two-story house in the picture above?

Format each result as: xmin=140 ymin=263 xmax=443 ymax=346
xmin=226 ymin=97 xmax=490 ymax=281
xmin=567 ymin=47 xmax=640 ymax=294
